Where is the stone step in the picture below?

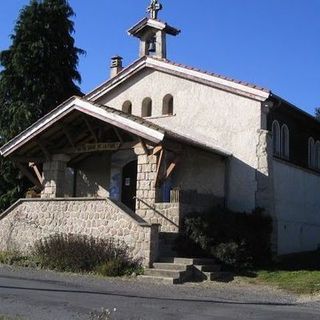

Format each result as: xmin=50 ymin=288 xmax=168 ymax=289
xmin=194 ymin=264 xmax=222 ymax=272
xmin=153 ymin=263 xmax=188 ymax=271
xmin=173 ymin=257 xmax=216 ymax=265
xmin=158 ymin=257 xmax=216 ymax=265
xmin=144 ymin=268 xmax=185 ymax=279
xmin=138 ymin=275 xmax=181 ymax=285
xmin=203 ymin=272 xmax=234 ymax=282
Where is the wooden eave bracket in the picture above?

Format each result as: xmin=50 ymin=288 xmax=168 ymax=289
xmin=152 ymin=145 xmax=163 ymax=155
xmin=139 ymin=137 xmax=150 ymax=155
xmin=155 ymin=148 xmax=164 ymax=186
xmin=29 ymin=162 xmax=44 ymax=184
xmin=15 ymin=161 xmax=44 ymax=191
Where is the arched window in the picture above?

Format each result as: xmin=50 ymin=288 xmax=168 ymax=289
xmin=272 ymin=121 xmax=280 ymax=156
xmin=122 ymin=101 xmax=132 ymax=114
xmin=308 ymin=137 xmax=315 ymax=168
xmin=162 ymin=94 xmax=174 ymax=115
xmin=142 ymin=97 xmax=152 ymax=117
xmin=315 ymin=141 xmax=320 ymax=170
xmin=281 ymin=124 xmax=290 ymax=159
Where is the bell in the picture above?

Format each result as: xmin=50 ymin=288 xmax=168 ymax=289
xmin=148 ymin=40 xmax=156 ymax=53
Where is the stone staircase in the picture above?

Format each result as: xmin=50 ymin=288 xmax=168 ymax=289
xmin=139 ymin=257 xmax=234 ymax=284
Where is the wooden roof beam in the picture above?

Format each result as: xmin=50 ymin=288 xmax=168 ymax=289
xmin=61 ymin=125 xmax=76 ymax=150
xmin=113 ymin=127 xmax=124 ymax=144
xmin=82 ymin=116 xmax=98 ymax=143
xmin=36 ymin=139 xmax=51 ymax=161
xmin=11 ymin=155 xmax=46 ymax=163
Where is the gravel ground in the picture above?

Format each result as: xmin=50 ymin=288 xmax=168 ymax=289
xmin=0 ymin=264 xmax=320 ymax=320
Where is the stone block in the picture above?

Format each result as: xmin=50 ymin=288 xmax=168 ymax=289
xmin=138 ymin=155 xmax=148 ymax=164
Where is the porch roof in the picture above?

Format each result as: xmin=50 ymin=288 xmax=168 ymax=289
xmin=0 ymin=96 xmax=231 ymax=159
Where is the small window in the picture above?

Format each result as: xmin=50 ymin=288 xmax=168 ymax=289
xmin=315 ymin=141 xmax=320 ymax=170
xmin=162 ymin=94 xmax=174 ymax=115
xmin=281 ymin=124 xmax=290 ymax=159
xmin=122 ymin=101 xmax=132 ymax=114
xmin=272 ymin=120 xmax=280 ymax=156
xmin=308 ymin=137 xmax=315 ymax=168
xmin=142 ymin=98 xmax=152 ymax=117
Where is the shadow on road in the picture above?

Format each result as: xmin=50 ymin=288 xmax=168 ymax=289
xmin=0 ymin=284 xmax=296 ymax=307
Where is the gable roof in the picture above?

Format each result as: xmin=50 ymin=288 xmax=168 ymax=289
xmin=0 ymin=97 xmax=231 ymax=158
xmin=85 ymin=56 xmax=271 ymax=102
xmin=0 ymin=97 xmax=165 ymax=158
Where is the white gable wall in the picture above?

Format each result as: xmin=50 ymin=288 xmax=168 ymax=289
xmin=96 ymin=69 xmax=263 ymax=212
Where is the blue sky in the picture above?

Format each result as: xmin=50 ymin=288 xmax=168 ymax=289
xmin=1 ymin=0 xmax=320 ymax=115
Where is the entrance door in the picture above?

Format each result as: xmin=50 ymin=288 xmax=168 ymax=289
xmin=121 ymin=160 xmax=137 ymax=211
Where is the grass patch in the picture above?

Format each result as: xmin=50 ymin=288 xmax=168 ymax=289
xmin=240 ymin=250 xmax=320 ymax=295
xmin=0 ymin=251 xmax=39 ymax=268
xmin=245 ymin=270 xmax=320 ymax=295
xmin=0 ymin=316 xmax=23 ymax=320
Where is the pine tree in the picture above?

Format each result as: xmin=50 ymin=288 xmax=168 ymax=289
xmin=315 ymin=108 xmax=320 ymax=121
xmin=0 ymin=0 xmax=85 ymax=211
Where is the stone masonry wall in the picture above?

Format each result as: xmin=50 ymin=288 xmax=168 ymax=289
xmin=151 ymin=203 xmax=180 ymax=233
xmin=135 ymin=153 xmax=180 ymax=233
xmin=42 ymin=155 xmax=70 ymax=199
xmin=0 ymin=198 xmax=159 ymax=267
xmin=135 ymin=153 xmax=157 ymax=219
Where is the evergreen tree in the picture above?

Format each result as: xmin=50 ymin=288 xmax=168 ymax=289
xmin=316 ymin=108 xmax=320 ymax=121
xmin=0 ymin=0 xmax=84 ymax=211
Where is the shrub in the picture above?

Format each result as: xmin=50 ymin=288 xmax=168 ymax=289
xmin=96 ymin=258 xmax=127 ymax=277
xmin=175 ymin=207 xmax=273 ymax=270
xmin=0 ymin=250 xmax=38 ymax=267
xmin=96 ymin=258 xmax=143 ymax=278
xmin=212 ymin=241 xmax=252 ymax=270
xmin=33 ymin=234 xmax=140 ymax=274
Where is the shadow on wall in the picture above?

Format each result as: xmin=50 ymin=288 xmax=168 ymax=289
xmin=75 ymin=171 xmax=100 ymax=198
xmin=74 ymin=154 xmax=111 ymax=198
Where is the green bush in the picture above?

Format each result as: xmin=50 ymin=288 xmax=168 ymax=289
xmin=33 ymin=234 xmax=140 ymax=275
xmin=96 ymin=258 xmax=126 ymax=277
xmin=212 ymin=241 xmax=252 ymax=270
xmin=175 ymin=207 xmax=273 ymax=270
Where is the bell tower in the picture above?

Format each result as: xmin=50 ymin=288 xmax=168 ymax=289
xmin=128 ymin=0 xmax=180 ymax=59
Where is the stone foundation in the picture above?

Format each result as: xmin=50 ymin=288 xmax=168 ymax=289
xmin=0 ymin=198 xmax=159 ymax=267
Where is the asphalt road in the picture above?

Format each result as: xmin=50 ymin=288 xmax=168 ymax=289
xmin=0 ymin=265 xmax=320 ymax=320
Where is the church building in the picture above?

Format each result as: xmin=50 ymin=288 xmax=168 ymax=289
xmin=1 ymin=1 xmax=320 ymax=268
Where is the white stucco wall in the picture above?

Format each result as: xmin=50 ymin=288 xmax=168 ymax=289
xmin=172 ymin=148 xmax=225 ymax=197
xmin=96 ymin=69 xmax=262 ymax=212
xmin=76 ymin=153 xmax=111 ymax=198
xmin=273 ymin=159 xmax=320 ymax=254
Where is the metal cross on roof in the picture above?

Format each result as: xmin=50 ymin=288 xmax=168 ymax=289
xmin=147 ymin=0 xmax=163 ymax=20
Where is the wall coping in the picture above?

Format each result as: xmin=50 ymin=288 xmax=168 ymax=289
xmin=0 ymin=197 xmax=156 ymax=229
